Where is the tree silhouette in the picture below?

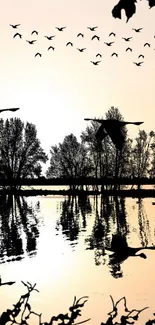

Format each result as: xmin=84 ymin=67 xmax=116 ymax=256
xmin=0 ymin=118 xmax=48 ymax=189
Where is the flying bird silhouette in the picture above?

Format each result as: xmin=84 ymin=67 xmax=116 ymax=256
xmin=87 ymin=26 xmax=98 ymax=31
xmin=111 ymin=52 xmax=118 ymax=57
xmin=77 ymin=48 xmax=86 ymax=52
xmin=104 ymin=42 xmax=114 ymax=46
xmin=48 ymin=46 xmax=55 ymax=51
xmin=138 ymin=54 xmax=144 ymax=58
xmin=10 ymin=24 xmax=20 ymax=28
xmin=35 ymin=52 xmax=42 ymax=57
xmin=91 ymin=35 xmax=100 ymax=41
xmin=26 ymin=40 xmax=37 ymax=44
xmin=31 ymin=30 xmax=38 ymax=35
xmin=44 ymin=35 xmax=55 ymax=40
xmin=66 ymin=42 xmax=73 ymax=46
xmin=133 ymin=61 xmax=143 ymax=66
xmin=144 ymin=42 xmax=150 ymax=47
xmin=13 ymin=33 xmax=22 ymax=38
xmin=132 ymin=28 xmax=143 ymax=32
xmin=122 ymin=37 xmax=132 ymax=41
xmin=109 ymin=32 xmax=116 ymax=37
xmin=77 ymin=33 xmax=84 ymax=37
xmin=55 ymin=26 xmax=66 ymax=31
xmin=84 ymin=118 xmax=143 ymax=150
xmin=126 ymin=47 xmax=132 ymax=52
xmin=96 ymin=53 xmax=102 ymax=58
xmin=0 ymin=108 xmax=20 ymax=113
xmin=90 ymin=61 xmax=101 ymax=65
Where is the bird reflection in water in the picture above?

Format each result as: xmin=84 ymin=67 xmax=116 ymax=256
xmin=106 ymin=234 xmax=155 ymax=278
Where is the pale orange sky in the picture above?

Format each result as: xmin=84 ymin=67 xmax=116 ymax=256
xmin=1 ymin=0 xmax=155 ymax=158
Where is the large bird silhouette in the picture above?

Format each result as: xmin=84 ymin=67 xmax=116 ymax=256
xmin=106 ymin=234 xmax=155 ymax=264
xmin=0 ymin=108 xmax=20 ymax=113
xmin=84 ymin=118 xmax=143 ymax=150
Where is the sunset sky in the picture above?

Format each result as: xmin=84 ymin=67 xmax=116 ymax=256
xmin=1 ymin=0 xmax=155 ymax=162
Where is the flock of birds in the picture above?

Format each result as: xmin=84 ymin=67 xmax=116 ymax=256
xmin=9 ymin=24 xmax=155 ymax=66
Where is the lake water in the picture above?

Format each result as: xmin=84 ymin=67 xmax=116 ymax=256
xmin=0 ymin=194 xmax=155 ymax=325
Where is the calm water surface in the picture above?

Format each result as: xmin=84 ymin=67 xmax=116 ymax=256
xmin=0 ymin=194 xmax=155 ymax=324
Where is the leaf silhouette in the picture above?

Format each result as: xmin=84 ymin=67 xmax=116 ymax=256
xmin=112 ymin=0 xmax=137 ymax=22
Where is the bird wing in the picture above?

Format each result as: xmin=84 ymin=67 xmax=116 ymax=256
xmin=104 ymin=124 xmax=125 ymax=150
xmin=0 ymin=108 xmax=19 ymax=112
xmin=84 ymin=118 xmax=105 ymax=123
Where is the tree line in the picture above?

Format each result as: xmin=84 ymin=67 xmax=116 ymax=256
xmin=1 ymin=107 xmax=155 ymax=187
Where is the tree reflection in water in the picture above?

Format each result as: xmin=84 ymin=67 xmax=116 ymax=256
xmin=0 ymin=195 xmax=41 ymax=263
xmin=56 ymin=194 xmax=92 ymax=247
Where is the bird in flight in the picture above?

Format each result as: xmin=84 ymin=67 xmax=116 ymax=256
xmin=0 ymin=108 xmax=20 ymax=113
xmin=122 ymin=37 xmax=132 ymax=41
xmin=66 ymin=42 xmax=73 ymax=46
xmin=13 ymin=33 xmax=22 ymax=38
xmin=91 ymin=35 xmax=100 ymax=41
xmin=126 ymin=47 xmax=132 ymax=52
xmin=10 ymin=24 xmax=20 ymax=29
xmin=84 ymin=118 xmax=143 ymax=150
xmin=144 ymin=43 xmax=150 ymax=47
xmin=55 ymin=26 xmax=66 ymax=31
xmin=90 ymin=61 xmax=101 ymax=65
xmin=87 ymin=26 xmax=98 ymax=31
xmin=31 ymin=30 xmax=38 ymax=35
xmin=26 ymin=40 xmax=37 ymax=44
xmin=138 ymin=54 xmax=144 ymax=59
xmin=96 ymin=53 xmax=102 ymax=58
xmin=77 ymin=48 xmax=86 ymax=52
xmin=111 ymin=52 xmax=118 ymax=57
xmin=48 ymin=46 xmax=55 ymax=51
xmin=109 ymin=32 xmax=116 ymax=37
xmin=44 ymin=35 xmax=55 ymax=40
xmin=132 ymin=28 xmax=143 ymax=32
xmin=133 ymin=61 xmax=144 ymax=66
xmin=35 ymin=52 xmax=42 ymax=57
xmin=104 ymin=42 xmax=114 ymax=46
xmin=77 ymin=33 xmax=84 ymax=37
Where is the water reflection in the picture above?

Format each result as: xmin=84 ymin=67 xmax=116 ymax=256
xmin=0 ymin=195 xmax=41 ymax=263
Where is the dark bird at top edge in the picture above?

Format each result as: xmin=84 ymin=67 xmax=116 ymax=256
xmin=112 ymin=0 xmax=137 ymax=23
xmin=104 ymin=42 xmax=114 ymax=46
xmin=122 ymin=37 xmax=132 ymax=41
xmin=87 ymin=26 xmax=98 ymax=31
xmin=109 ymin=32 xmax=116 ymax=37
xmin=55 ymin=26 xmax=66 ymax=31
xmin=132 ymin=28 xmax=143 ymax=32
xmin=91 ymin=35 xmax=100 ymax=41
xmin=84 ymin=118 xmax=143 ymax=150
xmin=13 ymin=33 xmax=22 ymax=38
xmin=10 ymin=24 xmax=20 ymax=28
xmin=77 ymin=33 xmax=84 ymax=37
xmin=31 ymin=30 xmax=38 ymax=35
xmin=90 ymin=61 xmax=101 ymax=65
xmin=0 ymin=108 xmax=20 ymax=113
